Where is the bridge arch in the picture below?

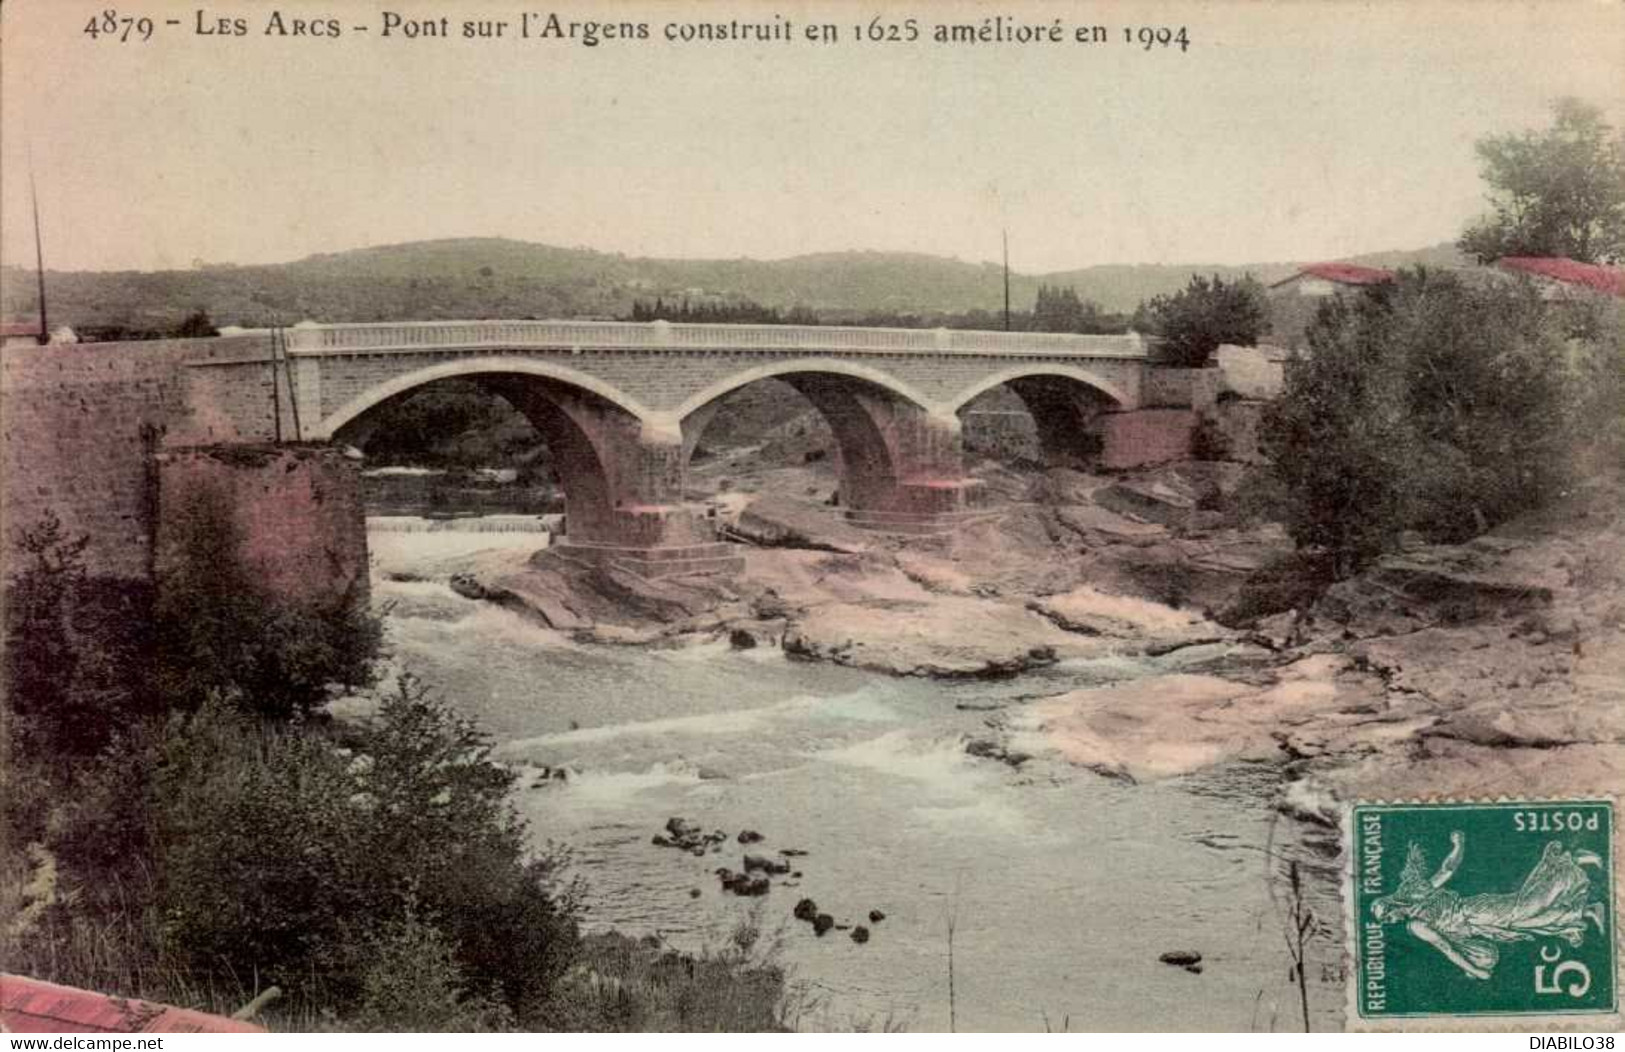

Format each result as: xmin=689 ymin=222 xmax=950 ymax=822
xmin=944 ymin=364 xmax=1130 ymax=415
xmin=949 ymin=365 xmax=1129 ymax=471
xmin=666 ymin=358 xmax=935 ymax=426
xmin=324 ymin=359 xmax=670 ymax=547
xmin=674 ymin=359 xmax=958 ymax=516
xmin=311 ymin=356 xmax=656 ymax=441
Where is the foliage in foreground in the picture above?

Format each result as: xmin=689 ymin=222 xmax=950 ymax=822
xmin=6 ymin=679 xmax=582 ymax=1027
xmin=1261 ymin=269 xmax=1621 ymax=577
xmin=151 ymin=485 xmax=381 ymax=721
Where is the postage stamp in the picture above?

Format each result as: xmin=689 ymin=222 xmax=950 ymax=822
xmin=1347 ymin=799 xmax=1617 ymax=1026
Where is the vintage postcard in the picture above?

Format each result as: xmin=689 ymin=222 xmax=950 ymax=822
xmin=1 ymin=0 xmax=1621 ymax=1035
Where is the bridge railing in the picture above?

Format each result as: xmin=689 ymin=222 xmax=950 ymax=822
xmin=281 ymin=320 xmax=1148 ymax=359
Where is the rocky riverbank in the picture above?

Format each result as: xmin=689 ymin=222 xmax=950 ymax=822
xmin=434 ymin=461 xmax=1273 ymax=674
xmin=423 ymin=461 xmax=1625 ymax=815
xmin=1012 ymin=473 xmax=1625 ymax=820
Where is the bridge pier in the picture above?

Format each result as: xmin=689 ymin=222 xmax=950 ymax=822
xmin=839 ymin=410 xmax=988 ymax=535
xmin=546 ymin=425 xmax=744 ymax=578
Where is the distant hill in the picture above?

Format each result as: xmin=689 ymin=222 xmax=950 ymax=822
xmin=0 ymin=237 xmax=1472 ymax=332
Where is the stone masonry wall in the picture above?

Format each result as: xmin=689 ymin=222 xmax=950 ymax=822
xmin=154 ymin=446 xmax=368 ymax=608
xmin=0 ymin=336 xmax=269 ymax=579
xmin=1095 ymin=409 xmax=1197 ymax=471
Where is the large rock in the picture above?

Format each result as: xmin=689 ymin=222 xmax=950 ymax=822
xmin=1080 ymin=527 xmax=1294 ymax=613
xmin=1027 ymin=584 xmax=1226 ymax=654
xmin=782 ymin=596 xmax=1089 ymax=677
xmin=1014 ymin=655 xmax=1387 ymax=781
xmin=1095 ymin=478 xmax=1196 ymax=528
xmin=1316 ymin=543 xmax=1556 ymax=638
xmin=730 ymin=494 xmax=872 ymax=554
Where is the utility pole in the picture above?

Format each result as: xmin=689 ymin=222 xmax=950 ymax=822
xmin=30 ymin=167 xmax=48 ymax=344
xmin=1002 ymin=229 xmax=1011 ymax=332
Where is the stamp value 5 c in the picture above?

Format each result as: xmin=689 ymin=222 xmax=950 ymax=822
xmin=1348 ymin=800 xmax=1616 ymax=1023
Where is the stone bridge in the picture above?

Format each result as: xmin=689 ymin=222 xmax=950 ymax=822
xmin=172 ymin=319 xmax=1213 ymax=574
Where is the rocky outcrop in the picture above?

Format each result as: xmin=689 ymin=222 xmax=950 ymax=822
xmin=782 ymin=597 xmax=1078 ymax=678
xmin=1315 ymin=543 xmax=1557 ymax=639
xmin=727 ymin=494 xmax=873 ymax=554
xmin=1027 ymin=584 xmax=1228 ymax=653
xmin=1016 ymin=655 xmax=1390 ymax=782
xmin=1273 ymin=490 xmax=1625 ymax=812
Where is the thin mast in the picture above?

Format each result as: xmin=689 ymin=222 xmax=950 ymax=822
xmin=30 ymin=167 xmax=48 ymax=343
xmin=1002 ymin=229 xmax=1011 ymax=332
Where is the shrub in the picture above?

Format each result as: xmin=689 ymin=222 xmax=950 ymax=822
xmin=546 ymin=925 xmax=788 ymax=1032
xmin=351 ymin=912 xmax=514 ymax=1032
xmin=3 ymin=513 xmax=159 ymax=760
xmin=152 ymin=680 xmax=578 ymax=1021
xmin=1137 ymin=274 xmax=1269 ymax=367
xmin=1262 ymin=269 xmax=1588 ymax=577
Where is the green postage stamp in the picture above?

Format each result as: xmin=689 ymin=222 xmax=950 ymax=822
xmin=1348 ymin=799 xmax=1617 ymax=1025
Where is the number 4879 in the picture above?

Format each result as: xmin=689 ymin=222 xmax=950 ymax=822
xmin=83 ymin=10 xmax=155 ymax=42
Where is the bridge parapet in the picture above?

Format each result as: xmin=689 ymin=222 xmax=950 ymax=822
xmin=282 ymin=319 xmax=1148 ymax=360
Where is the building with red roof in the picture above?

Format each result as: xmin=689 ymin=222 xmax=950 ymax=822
xmin=1269 ymin=262 xmax=1396 ymax=297
xmin=1496 ymin=256 xmax=1625 ymax=299
xmin=0 ymin=974 xmax=264 ymax=1034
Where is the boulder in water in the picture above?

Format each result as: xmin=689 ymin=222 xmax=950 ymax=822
xmin=743 ymin=853 xmax=790 ymax=875
xmin=851 ymin=926 xmax=870 ymax=944
xmin=793 ymin=898 xmax=819 ymax=922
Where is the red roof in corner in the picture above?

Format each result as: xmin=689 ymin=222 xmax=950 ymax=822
xmin=1271 ymin=263 xmax=1395 ymax=289
xmin=1498 ymin=257 xmax=1625 ymax=297
xmin=1 ymin=974 xmax=263 ymax=1034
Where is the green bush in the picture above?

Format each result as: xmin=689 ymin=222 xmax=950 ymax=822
xmin=3 ymin=514 xmax=161 ymax=761
xmin=545 ymin=925 xmax=788 ymax=1032
xmin=1261 ymin=269 xmax=1590 ymax=577
xmin=351 ymin=912 xmax=514 ymax=1032
xmin=152 ymin=680 xmax=578 ymax=1021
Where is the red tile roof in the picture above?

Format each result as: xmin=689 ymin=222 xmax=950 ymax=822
xmin=1 ymin=975 xmax=264 ymax=1034
xmin=1498 ymin=257 xmax=1625 ymax=297
xmin=1274 ymin=263 xmax=1395 ymax=288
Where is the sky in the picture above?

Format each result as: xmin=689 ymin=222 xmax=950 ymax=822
xmin=2 ymin=0 xmax=1622 ymax=274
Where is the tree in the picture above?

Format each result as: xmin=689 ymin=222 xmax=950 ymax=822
xmin=3 ymin=514 xmax=158 ymax=760
xmin=1458 ymin=97 xmax=1625 ymax=264
xmin=1137 ymin=273 xmax=1268 ymax=366
xmin=172 ymin=309 xmax=219 ymax=338
xmin=1262 ymin=269 xmax=1583 ymax=577
xmin=1031 ymin=284 xmax=1120 ymax=334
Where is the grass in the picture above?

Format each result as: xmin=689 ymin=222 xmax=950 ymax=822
xmin=545 ymin=918 xmax=790 ymax=1032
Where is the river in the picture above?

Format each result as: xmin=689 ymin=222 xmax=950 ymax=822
xmin=364 ymin=522 xmax=1343 ymax=1032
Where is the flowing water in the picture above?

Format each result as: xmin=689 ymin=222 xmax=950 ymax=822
xmin=366 ymin=524 xmax=1342 ymax=1032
